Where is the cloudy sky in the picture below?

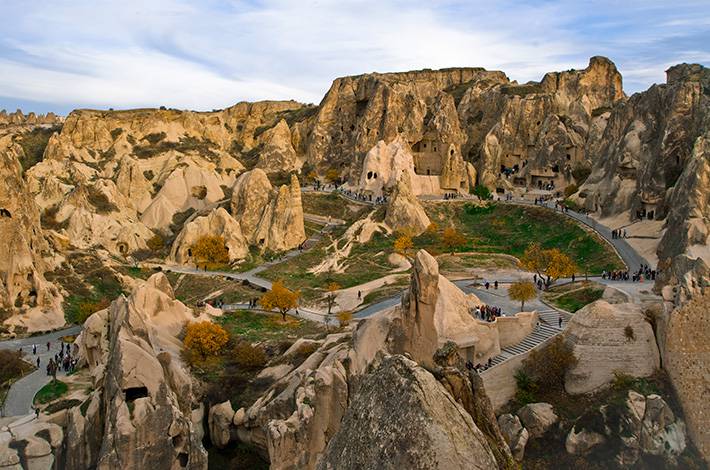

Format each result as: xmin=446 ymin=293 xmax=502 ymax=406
xmin=1 ymin=0 xmax=708 ymax=115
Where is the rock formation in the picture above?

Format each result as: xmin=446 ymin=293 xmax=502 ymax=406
xmin=317 ymin=355 xmax=499 ymax=470
xmin=384 ymin=172 xmax=431 ymax=235
xmin=170 ymin=207 xmax=249 ymax=264
xmin=0 ymin=135 xmax=63 ymax=332
xmin=0 ymin=414 xmax=65 ymax=469
xmin=256 ymin=119 xmax=302 ymax=173
xmin=230 ymin=169 xmax=306 ymax=252
xmin=516 ymin=403 xmax=559 ymax=439
xmin=566 ymin=391 xmax=687 ymax=466
xmin=497 ymin=414 xmax=529 ymax=461
xmin=563 ymin=300 xmax=660 ymax=394
xmin=65 ymin=273 xmax=209 ymax=469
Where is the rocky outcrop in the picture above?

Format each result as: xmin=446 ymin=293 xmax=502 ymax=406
xmin=0 ymin=415 xmax=65 ymax=469
xmin=0 ymin=135 xmax=63 ymax=332
xmin=317 ymin=355 xmax=499 ymax=470
xmin=66 ymin=273 xmax=208 ymax=469
xmin=0 ymin=109 xmax=63 ymax=127
xmin=497 ymin=414 xmax=529 ymax=461
xmin=230 ymin=169 xmax=306 ymax=252
xmin=566 ymin=391 xmax=686 ymax=466
xmin=256 ymin=119 xmax=301 ymax=173
xmin=384 ymin=172 xmax=431 ymax=235
xmin=517 ymin=403 xmax=559 ymax=439
xmin=170 ymin=207 xmax=249 ymax=264
xmin=563 ymin=300 xmax=660 ymax=394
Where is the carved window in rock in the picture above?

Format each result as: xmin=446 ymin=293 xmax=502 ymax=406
xmin=124 ymin=386 xmax=149 ymax=402
xmin=0 ymin=208 xmax=11 ymax=218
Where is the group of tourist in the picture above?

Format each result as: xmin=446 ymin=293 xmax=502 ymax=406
xmin=47 ymin=342 xmax=76 ymax=376
xmin=335 ymin=188 xmax=387 ymax=205
xmin=246 ymin=298 xmax=260 ymax=308
xmin=442 ymin=192 xmax=461 ymax=200
xmin=466 ymin=358 xmax=493 ymax=372
xmin=473 ymin=304 xmax=503 ymax=322
xmin=611 ymin=229 xmax=627 ymax=239
xmin=602 ymin=265 xmax=656 ymax=282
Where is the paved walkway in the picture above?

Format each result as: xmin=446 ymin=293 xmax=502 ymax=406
xmin=0 ymin=326 xmax=82 ymax=417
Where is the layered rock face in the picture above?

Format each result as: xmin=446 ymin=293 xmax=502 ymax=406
xmin=170 ymin=207 xmax=249 ymax=264
xmin=563 ymin=300 xmax=660 ymax=394
xmin=66 ymin=273 xmax=208 ymax=469
xmin=461 ymin=56 xmax=624 ymax=190
xmin=0 ymin=135 xmax=63 ymax=332
xmin=230 ymin=169 xmax=306 ymax=252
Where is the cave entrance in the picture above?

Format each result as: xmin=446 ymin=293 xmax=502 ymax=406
xmin=124 ymin=386 xmax=149 ymax=402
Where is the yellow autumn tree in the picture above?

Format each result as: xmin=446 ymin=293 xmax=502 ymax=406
xmin=337 ymin=310 xmax=353 ymax=326
xmin=183 ymin=321 xmax=229 ymax=363
xmin=520 ymin=243 xmax=576 ymax=286
xmin=441 ymin=227 xmax=467 ymax=254
xmin=325 ymin=282 xmax=340 ymax=315
xmin=259 ymin=281 xmax=300 ymax=321
xmin=393 ymin=234 xmax=414 ymax=258
xmin=191 ymin=235 xmax=230 ymax=269
xmin=325 ymin=168 xmax=340 ymax=184
xmin=508 ymin=280 xmax=537 ymax=311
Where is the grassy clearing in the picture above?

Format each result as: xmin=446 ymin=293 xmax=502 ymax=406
xmin=423 ymin=202 xmax=623 ymax=274
xmin=543 ymin=281 xmax=605 ymax=312
xmin=362 ymin=277 xmax=410 ymax=305
xmin=302 ymin=192 xmax=369 ymax=223
xmin=436 ymin=253 xmax=518 ymax=274
xmin=165 ymin=272 xmax=263 ymax=307
xmin=217 ymin=310 xmax=325 ymax=343
xmin=34 ymin=380 xmax=68 ymax=404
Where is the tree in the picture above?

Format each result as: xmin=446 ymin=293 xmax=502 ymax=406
xmin=325 ymin=168 xmax=340 ymax=184
xmin=325 ymin=282 xmax=340 ymax=315
xmin=441 ymin=227 xmax=466 ymax=254
xmin=425 ymin=222 xmax=439 ymax=234
xmin=183 ymin=321 xmax=229 ymax=363
xmin=520 ymin=243 xmax=576 ymax=286
xmin=473 ymin=184 xmax=492 ymax=200
xmin=146 ymin=233 xmax=165 ymax=252
xmin=393 ymin=234 xmax=414 ymax=258
xmin=564 ymin=184 xmax=578 ymax=198
xmin=259 ymin=281 xmax=300 ymax=321
xmin=337 ymin=310 xmax=353 ymax=326
xmin=508 ymin=280 xmax=537 ymax=311
xmin=191 ymin=235 xmax=230 ymax=269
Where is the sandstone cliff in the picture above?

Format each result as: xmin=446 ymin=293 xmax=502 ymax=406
xmin=384 ymin=172 xmax=431 ymax=235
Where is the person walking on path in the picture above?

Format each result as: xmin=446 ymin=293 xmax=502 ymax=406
xmin=36 ymin=357 xmax=40 ymax=368
xmin=558 ymin=316 xmax=563 ymax=328
xmin=46 ymin=342 xmax=50 ymax=351
xmin=32 ymin=344 xmax=36 ymax=355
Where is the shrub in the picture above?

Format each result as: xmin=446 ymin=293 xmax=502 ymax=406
xmin=75 ymin=298 xmax=110 ymax=324
xmin=564 ymin=184 xmax=578 ymax=198
xmin=183 ymin=321 xmax=229 ymax=362
xmin=143 ymin=170 xmax=154 ymax=180
xmin=624 ymin=325 xmax=635 ymax=341
xmin=233 ymin=342 xmax=267 ymax=369
xmin=146 ymin=234 xmax=165 ymax=252
xmin=0 ymin=350 xmax=28 ymax=384
xmin=141 ymin=132 xmax=167 ymax=145
xmin=572 ymin=166 xmax=592 ymax=184
xmin=86 ymin=186 xmax=118 ymax=214
xmin=521 ymin=336 xmax=577 ymax=390
xmin=441 ymin=227 xmax=467 ymax=254
xmin=110 ymin=128 xmax=123 ymax=140
xmin=337 ymin=310 xmax=353 ymax=326
xmin=17 ymin=126 xmax=60 ymax=172
xmin=473 ymin=184 xmax=492 ymax=200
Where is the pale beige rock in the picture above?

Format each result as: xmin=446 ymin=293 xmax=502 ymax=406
xmin=384 ymin=172 xmax=431 ymax=235
xmin=565 ymin=426 xmax=606 ymax=455
xmin=563 ymin=300 xmax=660 ymax=394
xmin=517 ymin=403 xmax=558 ymax=438
xmin=256 ymin=119 xmax=302 ymax=173
xmin=497 ymin=413 xmax=529 ymax=461
xmin=170 ymin=207 xmax=249 ymax=264
xmin=209 ymin=401 xmax=236 ymax=449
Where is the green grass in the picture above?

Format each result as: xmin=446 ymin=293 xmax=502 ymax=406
xmin=165 ymin=272 xmax=262 ymax=307
xmin=217 ymin=310 xmax=325 ymax=343
xmin=436 ymin=253 xmax=518 ymax=273
xmin=543 ymin=281 xmax=605 ymax=312
xmin=34 ymin=380 xmax=68 ymax=404
xmin=422 ymin=202 xmax=624 ymax=274
xmin=301 ymin=192 xmax=369 ymax=223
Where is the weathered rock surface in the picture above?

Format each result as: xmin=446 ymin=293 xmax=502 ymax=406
xmin=0 ymin=415 xmax=65 ymax=470
xmin=563 ymin=300 xmax=660 ymax=394
xmin=170 ymin=207 xmax=249 ymax=264
xmin=230 ymin=169 xmax=306 ymax=252
xmin=567 ymin=391 xmax=686 ymax=466
xmin=0 ymin=135 xmax=63 ymax=332
xmin=517 ymin=403 xmax=558 ymax=438
xmin=497 ymin=413 xmax=529 ymax=461
xmin=256 ymin=119 xmax=301 ymax=173
xmin=384 ymin=172 xmax=431 ymax=235
xmin=65 ymin=273 xmax=208 ymax=469
xmin=317 ymin=355 xmax=499 ymax=470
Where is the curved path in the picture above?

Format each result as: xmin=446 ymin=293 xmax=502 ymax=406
xmin=0 ymin=326 xmax=82 ymax=417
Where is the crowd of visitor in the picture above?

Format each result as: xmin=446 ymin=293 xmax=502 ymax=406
xmin=602 ymin=264 xmax=656 ymax=282
xmin=473 ymin=304 xmax=503 ymax=322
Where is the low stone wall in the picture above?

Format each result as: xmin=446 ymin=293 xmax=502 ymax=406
xmin=496 ymin=311 xmax=538 ymax=349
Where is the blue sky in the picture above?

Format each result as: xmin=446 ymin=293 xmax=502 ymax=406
xmin=1 ymin=0 xmax=708 ymax=115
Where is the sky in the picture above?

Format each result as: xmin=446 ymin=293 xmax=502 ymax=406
xmin=1 ymin=0 xmax=709 ymax=115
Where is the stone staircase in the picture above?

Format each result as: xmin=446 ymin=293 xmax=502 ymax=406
xmin=488 ymin=309 xmax=571 ymax=367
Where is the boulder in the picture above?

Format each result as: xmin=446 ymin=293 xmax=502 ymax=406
xmin=209 ymin=401 xmax=236 ymax=449
xmin=517 ymin=403 xmax=558 ymax=438
xmin=565 ymin=426 xmax=606 ymax=455
xmin=497 ymin=414 xmax=529 ymax=461
xmin=384 ymin=172 xmax=431 ymax=235
xmin=316 ymin=355 xmax=499 ymax=470
xmin=563 ymin=300 xmax=660 ymax=394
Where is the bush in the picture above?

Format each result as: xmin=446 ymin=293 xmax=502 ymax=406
xmin=521 ymin=336 xmax=577 ymax=390
xmin=183 ymin=321 xmax=229 ymax=363
xmin=0 ymin=350 xmax=28 ymax=384
xmin=233 ymin=342 xmax=267 ymax=369
xmin=337 ymin=310 xmax=353 ymax=326
xmin=17 ymin=126 xmax=60 ymax=172
xmin=473 ymin=184 xmax=492 ymax=200
xmin=571 ymin=166 xmax=592 ymax=184
xmin=146 ymin=234 xmax=165 ymax=252
xmin=74 ymin=298 xmax=110 ymax=324
xmin=86 ymin=186 xmax=118 ymax=214
xmin=563 ymin=184 xmax=578 ymax=198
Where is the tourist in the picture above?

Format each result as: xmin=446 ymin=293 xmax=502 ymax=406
xmin=571 ymin=273 xmax=575 ymax=282
xmin=558 ymin=316 xmax=563 ymax=328
xmin=358 ymin=290 xmax=361 ymax=299
xmin=494 ymin=280 xmax=498 ymax=289
xmin=36 ymin=357 xmax=40 ymax=368
xmin=485 ymin=282 xmax=490 ymax=290
xmin=46 ymin=341 xmax=50 ymax=351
